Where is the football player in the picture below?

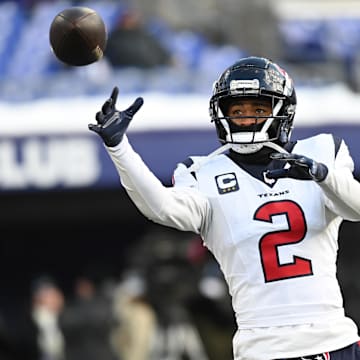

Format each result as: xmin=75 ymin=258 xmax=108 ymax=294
xmin=88 ymin=56 xmax=360 ymax=360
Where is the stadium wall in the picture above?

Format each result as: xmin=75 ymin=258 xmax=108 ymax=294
xmin=0 ymin=84 xmax=360 ymax=192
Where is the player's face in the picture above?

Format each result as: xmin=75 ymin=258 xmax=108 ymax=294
xmin=227 ymin=97 xmax=272 ymax=126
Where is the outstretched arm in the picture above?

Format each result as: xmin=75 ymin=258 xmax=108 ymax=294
xmin=88 ymin=88 xmax=211 ymax=234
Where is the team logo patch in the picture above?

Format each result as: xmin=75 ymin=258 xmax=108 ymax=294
xmin=215 ymin=172 xmax=239 ymax=194
xmin=263 ymin=171 xmax=276 ymax=185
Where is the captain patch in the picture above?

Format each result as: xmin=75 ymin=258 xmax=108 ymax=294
xmin=215 ymin=172 xmax=239 ymax=194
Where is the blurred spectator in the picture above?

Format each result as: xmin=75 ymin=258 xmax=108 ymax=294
xmin=31 ymin=276 xmax=66 ymax=360
xmin=105 ymin=10 xmax=174 ymax=69
xmin=112 ymin=262 xmax=209 ymax=360
xmin=111 ymin=226 xmax=209 ymax=360
xmin=59 ymin=275 xmax=118 ymax=360
xmin=146 ymin=258 xmax=209 ymax=360
xmin=128 ymin=0 xmax=282 ymax=60
xmin=215 ymin=0 xmax=283 ymax=60
xmin=111 ymin=270 xmax=156 ymax=360
xmin=0 ymin=276 xmax=65 ymax=360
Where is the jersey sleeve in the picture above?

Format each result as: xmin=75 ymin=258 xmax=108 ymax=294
xmin=105 ymin=136 xmax=211 ymax=234
xmin=319 ymin=139 xmax=360 ymax=221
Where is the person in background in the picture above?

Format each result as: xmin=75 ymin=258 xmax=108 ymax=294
xmin=111 ymin=271 xmax=156 ymax=360
xmin=31 ymin=276 xmax=65 ymax=360
xmin=105 ymin=10 xmax=174 ymax=69
xmin=59 ymin=275 xmax=118 ymax=360
xmin=111 ymin=262 xmax=209 ymax=360
xmin=88 ymin=56 xmax=360 ymax=359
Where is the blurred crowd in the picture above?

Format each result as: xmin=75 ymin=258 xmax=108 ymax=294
xmin=0 ymin=226 xmax=235 ymax=360
xmin=0 ymin=0 xmax=359 ymax=101
xmin=1 ymin=198 xmax=360 ymax=360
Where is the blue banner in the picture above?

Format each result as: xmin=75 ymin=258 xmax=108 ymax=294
xmin=0 ymin=125 xmax=359 ymax=192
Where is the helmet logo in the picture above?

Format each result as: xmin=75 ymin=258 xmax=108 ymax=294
xmin=266 ymin=69 xmax=284 ymax=93
xmin=230 ymin=79 xmax=260 ymax=94
xmin=272 ymin=63 xmax=294 ymax=96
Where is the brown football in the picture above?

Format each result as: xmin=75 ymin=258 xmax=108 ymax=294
xmin=49 ymin=6 xmax=107 ymax=66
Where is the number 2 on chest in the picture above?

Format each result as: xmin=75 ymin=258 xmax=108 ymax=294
xmin=254 ymin=200 xmax=313 ymax=282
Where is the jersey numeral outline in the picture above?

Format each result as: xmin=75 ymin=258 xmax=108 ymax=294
xmin=254 ymin=200 xmax=313 ymax=282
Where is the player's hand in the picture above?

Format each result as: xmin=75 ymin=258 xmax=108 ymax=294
xmin=266 ymin=153 xmax=328 ymax=182
xmin=88 ymin=86 xmax=144 ymax=147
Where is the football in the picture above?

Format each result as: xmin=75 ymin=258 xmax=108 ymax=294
xmin=49 ymin=6 xmax=107 ymax=66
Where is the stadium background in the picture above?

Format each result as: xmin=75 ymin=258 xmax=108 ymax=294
xmin=1 ymin=0 xmax=360 ymax=359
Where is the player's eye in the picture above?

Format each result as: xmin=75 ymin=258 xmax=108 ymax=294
xmin=256 ymin=108 xmax=266 ymax=114
xmin=255 ymin=106 xmax=272 ymax=115
xmin=232 ymin=109 xmax=242 ymax=115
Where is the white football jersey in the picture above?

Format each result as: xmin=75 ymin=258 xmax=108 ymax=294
xmin=106 ymin=133 xmax=360 ymax=360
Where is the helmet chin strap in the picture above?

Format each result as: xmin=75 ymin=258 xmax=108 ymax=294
xmin=230 ymin=143 xmax=264 ymax=154
xmin=263 ymin=141 xmax=289 ymax=154
xmin=230 ymin=139 xmax=289 ymax=155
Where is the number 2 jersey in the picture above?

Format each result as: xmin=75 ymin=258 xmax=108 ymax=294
xmin=106 ymin=133 xmax=360 ymax=360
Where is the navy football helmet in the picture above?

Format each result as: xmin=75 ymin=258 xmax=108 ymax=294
xmin=209 ymin=57 xmax=297 ymax=154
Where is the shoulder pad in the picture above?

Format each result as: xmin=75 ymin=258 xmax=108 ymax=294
xmin=181 ymin=157 xmax=195 ymax=169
